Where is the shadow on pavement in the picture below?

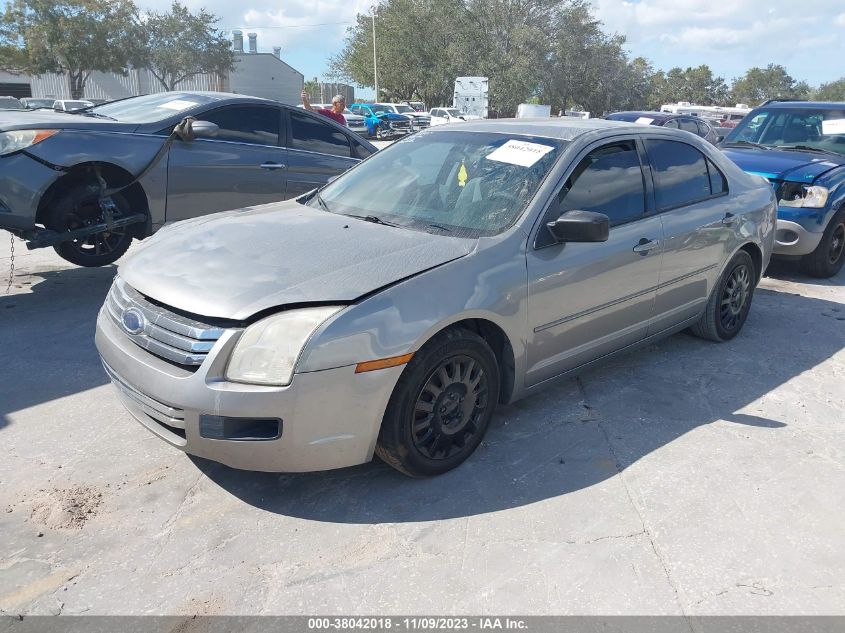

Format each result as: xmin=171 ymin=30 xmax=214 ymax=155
xmin=0 ymin=264 xmax=116 ymax=430
xmin=199 ymin=285 xmax=845 ymax=524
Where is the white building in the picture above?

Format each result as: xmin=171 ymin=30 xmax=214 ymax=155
xmin=0 ymin=33 xmax=304 ymax=104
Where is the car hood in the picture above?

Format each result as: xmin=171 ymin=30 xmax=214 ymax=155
xmin=119 ymin=201 xmax=477 ymax=321
xmin=722 ymin=147 xmax=845 ymax=184
xmin=376 ymin=112 xmax=411 ymax=121
xmin=0 ymin=109 xmax=137 ymax=132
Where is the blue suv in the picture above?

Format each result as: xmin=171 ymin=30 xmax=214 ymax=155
xmin=722 ymin=101 xmax=845 ymax=277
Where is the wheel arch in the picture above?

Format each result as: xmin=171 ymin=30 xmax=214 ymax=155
xmin=738 ymin=241 xmax=764 ymax=283
xmin=35 ymin=161 xmax=151 ymax=238
xmin=418 ymin=317 xmax=517 ymax=405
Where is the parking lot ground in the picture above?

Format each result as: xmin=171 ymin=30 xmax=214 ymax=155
xmin=0 ymin=234 xmax=843 ymax=616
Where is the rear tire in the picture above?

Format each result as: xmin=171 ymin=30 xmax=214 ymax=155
xmin=375 ymin=328 xmax=500 ymax=477
xmin=800 ymin=208 xmax=845 ymax=279
xmin=45 ymin=184 xmax=135 ymax=267
xmin=691 ymin=250 xmax=756 ymax=342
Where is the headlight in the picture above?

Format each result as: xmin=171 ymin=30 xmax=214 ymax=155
xmin=225 ymin=306 xmax=343 ymax=386
xmin=0 ymin=130 xmax=59 ymax=156
xmin=780 ymin=184 xmax=829 ymax=208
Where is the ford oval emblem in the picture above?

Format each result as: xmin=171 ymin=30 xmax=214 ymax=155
xmin=121 ymin=308 xmax=146 ymax=336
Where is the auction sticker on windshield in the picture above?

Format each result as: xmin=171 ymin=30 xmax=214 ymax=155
xmin=158 ymin=100 xmax=199 ymax=112
xmin=635 ymin=117 xmax=655 ymax=125
xmin=486 ymin=140 xmax=555 ymax=167
xmin=821 ymin=119 xmax=845 ymax=135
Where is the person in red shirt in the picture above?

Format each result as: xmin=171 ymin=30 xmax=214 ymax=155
xmin=301 ymin=90 xmax=347 ymax=126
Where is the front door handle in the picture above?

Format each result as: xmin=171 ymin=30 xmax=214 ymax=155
xmin=633 ymin=238 xmax=660 ymax=255
xmin=722 ymin=212 xmax=738 ymax=225
xmin=260 ymin=162 xmax=286 ymax=170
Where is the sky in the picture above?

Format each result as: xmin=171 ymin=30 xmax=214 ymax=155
xmin=9 ymin=0 xmax=845 ymax=98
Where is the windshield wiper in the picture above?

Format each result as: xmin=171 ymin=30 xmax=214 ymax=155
xmin=774 ymin=145 xmax=843 ymax=157
xmin=346 ymin=214 xmax=400 ymax=227
xmin=79 ymin=111 xmax=117 ymax=121
xmin=722 ymin=140 xmax=770 ymax=150
xmin=315 ymin=191 xmax=331 ymax=213
xmin=426 ymin=223 xmax=452 ymax=233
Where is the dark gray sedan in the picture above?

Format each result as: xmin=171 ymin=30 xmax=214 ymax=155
xmin=0 ymin=91 xmax=376 ymax=266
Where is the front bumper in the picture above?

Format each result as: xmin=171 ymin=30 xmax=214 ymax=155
xmin=0 ymin=152 xmax=61 ymax=232
xmin=772 ymin=218 xmax=825 ymax=257
xmin=95 ymin=306 xmax=404 ymax=472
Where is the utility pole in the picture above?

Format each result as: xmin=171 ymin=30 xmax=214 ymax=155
xmin=371 ymin=6 xmax=379 ymax=100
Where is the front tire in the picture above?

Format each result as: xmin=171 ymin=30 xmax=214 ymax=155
xmin=375 ymin=328 xmax=500 ymax=477
xmin=691 ymin=250 xmax=756 ymax=342
xmin=45 ymin=184 xmax=135 ymax=267
xmin=800 ymin=208 xmax=845 ymax=279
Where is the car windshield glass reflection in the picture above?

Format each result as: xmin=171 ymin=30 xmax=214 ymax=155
xmin=313 ymin=131 xmax=564 ymax=237
xmin=726 ymin=107 xmax=845 ymax=156
xmin=90 ymin=93 xmax=218 ymax=123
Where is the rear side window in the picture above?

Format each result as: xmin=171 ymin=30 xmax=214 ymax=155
xmin=645 ymin=139 xmax=715 ymax=210
xmin=201 ymin=106 xmax=280 ymax=146
xmin=559 ymin=141 xmax=645 ymax=227
xmin=290 ymin=110 xmax=352 ymax=158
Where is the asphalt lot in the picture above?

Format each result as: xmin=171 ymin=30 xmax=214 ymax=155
xmin=0 ymin=234 xmax=843 ymax=616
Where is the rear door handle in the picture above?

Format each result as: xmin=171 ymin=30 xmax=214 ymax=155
xmin=722 ymin=212 xmax=738 ymax=225
xmin=633 ymin=238 xmax=660 ymax=254
xmin=260 ymin=162 xmax=286 ymax=170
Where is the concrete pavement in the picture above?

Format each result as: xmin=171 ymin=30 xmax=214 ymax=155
xmin=1 ymin=234 xmax=843 ymax=616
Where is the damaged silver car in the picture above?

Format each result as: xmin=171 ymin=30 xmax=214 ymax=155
xmin=96 ymin=120 xmax=776 ymax=477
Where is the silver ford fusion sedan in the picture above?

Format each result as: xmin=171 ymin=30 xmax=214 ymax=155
xmin=96 ymin=119 xmax=777 ymax=477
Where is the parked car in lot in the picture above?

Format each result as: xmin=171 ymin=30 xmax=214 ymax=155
xmin=429 ymin=107 xmax=467 ymax=126
xmin=96 ymin=119 xmax=775 ymax=477
xmin=0 ymin=91 xmax=376 ymax=267
xmin=0 ymin=96 xmax=23 ymax=110
xmin=53 ymin=99 xmax=94 ymax=112
xmin=349 ymin=103 xmax=414 ymax=139
xmin=605 ymin=111 xmax=719 ymax=145
xmin=19 ymin=97 xmax=56 ymax=110
xmin=378 ymin=103 xmax=431 ymax=130
xmin=721 ymin=101 xmax=845 ymax=277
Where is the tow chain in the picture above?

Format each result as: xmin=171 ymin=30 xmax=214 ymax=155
xmin=5 ymin=232 xmax=14 ymax=295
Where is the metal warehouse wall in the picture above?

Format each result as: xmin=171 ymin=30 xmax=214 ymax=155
xmin=228 ymin=54 xmax=304 ymax=105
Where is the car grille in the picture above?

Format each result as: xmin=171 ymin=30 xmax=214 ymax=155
xmin=391 ymin=120 xmax=411 ymax=129
xmin=105 ymin=276 xmax=224 ymax=368
xmin=103 ymin=361 xmax=186 ymax=442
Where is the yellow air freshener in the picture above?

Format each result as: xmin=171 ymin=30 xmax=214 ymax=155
xmin=458 ymin=162 xmax=468 ymax=187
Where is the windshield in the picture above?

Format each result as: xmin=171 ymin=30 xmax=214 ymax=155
xmin=90 ymin=92 xmax=217 ymax=123
xmin=371 ymin=104 xmax=390 ymax=114
xmin=725 ymin=107 xmax=845 ymax=155
xmin=24 ymin=99 xmax=54 ymax=109
xmin=0 ymin=98 xmax=23 ymax=110
xmin=393 ymin=104 xmax=414 ymax=113
xmin=446 ymin=109 xmax=462 ymax=117
xmin=408 ymin=102 xmax=425 ymax=111
xmin=311 ymin=130 xmax=564 ymax=238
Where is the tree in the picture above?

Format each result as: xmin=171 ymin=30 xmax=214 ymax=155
xmin=731 ymin=64 xmax=810 ymax=106
xmin=135 ymin=1 xmax=234 ymax=92
xmin=816 ymin=78 xmax=845 ymax=101
xmin=2 ymin=0 xmax=138 ymax=98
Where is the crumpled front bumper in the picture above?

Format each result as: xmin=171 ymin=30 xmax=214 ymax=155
xmin=95 ymin=305 xmax=404 ymax=472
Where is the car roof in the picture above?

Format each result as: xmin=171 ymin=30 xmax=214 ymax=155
xmin=433 ymin=118 xmax=639 ymax=140
xmin=759 ymin=101 xmax=845 ymax=109
xmin=606 ymin=111 xmax=675 ymax=122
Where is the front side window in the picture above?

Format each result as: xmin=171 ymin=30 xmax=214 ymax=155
xmin=645 ymin=139 xmax=713 ymax=210
xmin=312 ymin=131 xmax=564 ymax=237
xmin=726 ymin=107 xmax=845 ymax=155
xmin=290 ymin=110 xmax=352 ymax=157
xmin=201 ymin=106 xmax=280 ymax=146
xmin=558 ymin=141 xmax=646 ymax=227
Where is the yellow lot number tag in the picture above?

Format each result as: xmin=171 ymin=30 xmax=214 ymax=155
xmin=458 ymin=161 xmax=468 ymax=187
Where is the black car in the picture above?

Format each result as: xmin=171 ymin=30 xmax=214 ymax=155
xmin=604 ymin=111 xmax=719 ymax=145
xmin=0 ymin=91 xmax=377 ymax=266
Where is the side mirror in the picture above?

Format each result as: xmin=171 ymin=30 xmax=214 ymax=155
xmin=546 ymin=209 xmax=609 ymax=244
xmin=173 ymin=117 xmax=219 ymax=141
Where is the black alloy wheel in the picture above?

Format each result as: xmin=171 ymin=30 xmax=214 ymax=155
xmin=376 ymin=328 xmax=500 ymax=477
xmin=411 ymin=355 xmax=490 ymax=460
xmin=719 ymin=261 xmax=752 ymax=334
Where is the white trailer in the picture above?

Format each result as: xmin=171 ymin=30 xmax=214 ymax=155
xmin=454 ymin=77 xmax=488 ymax=119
